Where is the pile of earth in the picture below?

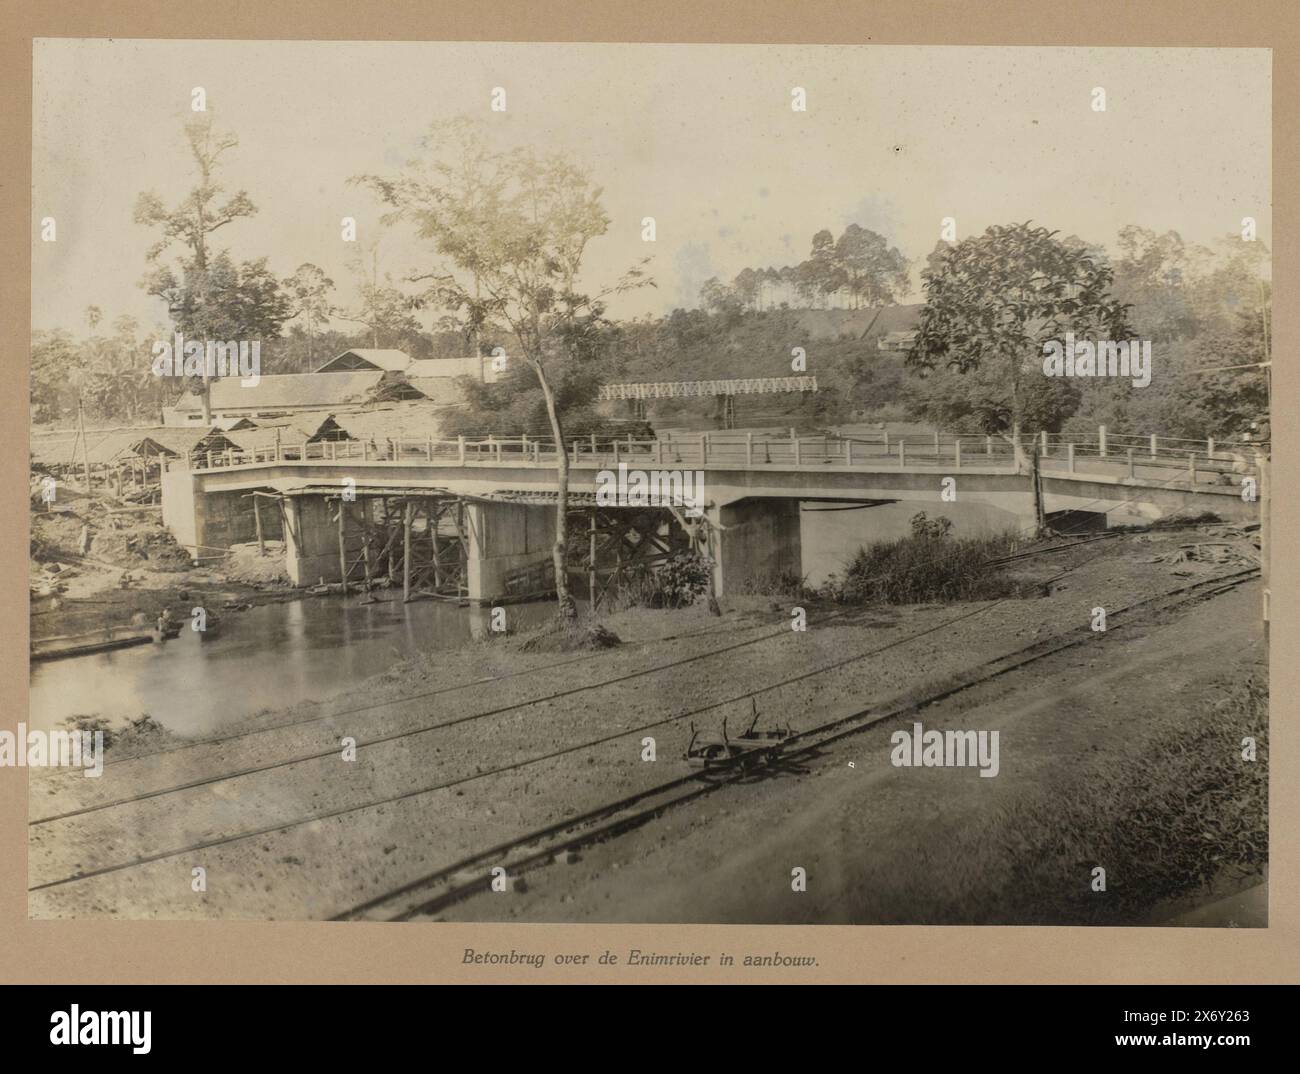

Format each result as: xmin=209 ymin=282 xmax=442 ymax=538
xmin=89 ymin=524 xmax=191 ymax=569
xmin=222 ymin=541 xmax=291 ymax=586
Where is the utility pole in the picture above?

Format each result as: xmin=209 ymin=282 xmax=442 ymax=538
xmin=1259 ymin=450 xmax=1269 ymax=642
xmin=76 ymin=391 xmax=91 ymax=494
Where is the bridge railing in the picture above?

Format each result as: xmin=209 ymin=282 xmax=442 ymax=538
xmin=1033 ymin=430 xmax=1261 ymax=484
xmin=172 ymin=425 xmax=1261 ymax=486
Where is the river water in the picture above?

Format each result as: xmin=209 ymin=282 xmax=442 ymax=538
xmin=30 ymin=491 xmax=1019 ymax=737
xmin=28 ymin=594 xmax=556 ymax=736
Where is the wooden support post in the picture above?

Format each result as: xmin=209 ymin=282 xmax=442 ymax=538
xmin=1040 ymin=430 xmax=1048 ymax=456
xmin=337 ymin=499 xmax=348 ymax=595
xmin=458 ymin=435 xmax=466 ymax=464
xmin=898 ymin=440 xmax=906 ymax=468
xmin=402 ymin=500 xmax=413 ymax=602
xmin=701 ymin=434 xmax=708 ymax=466
xmin=1188 ymin=452 xmax=1196 ymax=483
xmin=1098 ymin=424 xmax=1108 ymax=457
xmin=934 ymin=431 xmax=940 ymax=455
xmin=954 ymin=439 xmax=962 ymax=468
xmin=1068 ymin=442 xmax=1075 ymax=472
xmin=746 ymin=432 xmax=753 ymax=465
xmin=613 ymin=440 xmax=620 ymax=465
xmin=362 ymin=502 xmax=374 ymax=590
xmin=1207 ymin=436 xmax=1216 ymax=461
xmin=429 ymin=500 xmax=441 ymax=592
xmin=794 ymin=438 xmax=801 ymax=466
xmin=589 ymin=510 xmax=597 ymax=608
xmin=1126 ymin=448 xmax=1135 ymax=478
xmin=1150 ymin=433 xmax=1158 ymax=458
xmin=846 ymin=437 xmax=853 ymax=466
xmin=985 ymin=436 xmax=993 ymax=457
xmin=253 ymin=495 xmax=265 ymax=555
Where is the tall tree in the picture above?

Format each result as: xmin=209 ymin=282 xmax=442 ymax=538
xmin=336 ymin=240 xmax=421 ymax=349
xmin=134 ymin=114 xmax=259 ymax=422
xmin=833 ymin=224 xmax=909 ymax=308
xmin=907 ymin=221 xmax=1132 ymax=451
xmin=357 ymin=118 xmax=651 ymax=618
xmin=286 ymin=263 xmax=336 ymax=367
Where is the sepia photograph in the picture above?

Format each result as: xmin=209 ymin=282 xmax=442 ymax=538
xmin=24 ymin=37 xmax=1270 ymax=930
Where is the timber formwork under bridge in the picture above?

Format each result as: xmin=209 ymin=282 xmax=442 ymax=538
xmin=281 ymin=485 xmax=471 ymax=603
xmin=485 ymin=490 xmax=705 ymax=610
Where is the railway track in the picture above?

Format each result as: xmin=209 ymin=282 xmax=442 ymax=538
xmin=84 ymin=532 xmax=1124 ymax=773
xmin=28 ymin=534 xmax=1216 ymax=902
xmin=92 ymin=611 xmax=816 ymax=768
xmin=28 ymin=592 xmax=1016 ymax=890
xmin=32 ymin=605 xmax=882 ymax=824
xmin=333 ymin=565 xmax=1260 ymax=921
xmin=39 ymin=528 xmax=1117 ymax=825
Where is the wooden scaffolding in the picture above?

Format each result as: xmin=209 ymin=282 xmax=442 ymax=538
xmin=328 ymin=492 xmax=470 ymax=602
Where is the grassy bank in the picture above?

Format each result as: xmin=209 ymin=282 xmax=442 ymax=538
xmin=937 ymin=672 xmax=1268 ymax=924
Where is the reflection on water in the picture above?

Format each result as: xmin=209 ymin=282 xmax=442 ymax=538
xmin=31 ymin=495 xmax=1022 ymax=737
xmin=28 ymin=595 xmax=557 ymax=736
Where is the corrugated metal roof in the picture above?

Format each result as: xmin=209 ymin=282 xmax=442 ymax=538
xmin=404 ymin=377 xmax=469 ymax=407
xmin=30 ymin=426 xmax=221 ymax=466
xmin=405 ymin=357 xmax=482 ymax=379
xmin=329 ymin=405 xmax=450 ymax=441
xmin=170 ymin=372 xmax=387 ymax=411
xmin=314 ymin=349 xmax=412 ymax=372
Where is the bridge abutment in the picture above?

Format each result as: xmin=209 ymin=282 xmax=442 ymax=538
xmin=710 ymin=497 xmax=803 ymax=597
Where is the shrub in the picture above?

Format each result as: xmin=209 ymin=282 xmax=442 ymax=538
xmin=822 ymin=514 xmax=1027 ymax=605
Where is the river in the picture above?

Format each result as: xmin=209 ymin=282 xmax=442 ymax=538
xmin=28 ymin=593 xmax=557 ymax=736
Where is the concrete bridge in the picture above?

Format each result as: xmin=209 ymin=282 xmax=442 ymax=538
xmin=161 ymin=430 xmax=1261 ymax=603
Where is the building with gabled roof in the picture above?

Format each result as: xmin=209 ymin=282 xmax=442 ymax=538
xmin=315 ymin=349 xmax=495 ymax=382
xmin=162 ymin=371 xmax=416 ymax=426
xmin=313 ymin=349 xmax=414 ymax=373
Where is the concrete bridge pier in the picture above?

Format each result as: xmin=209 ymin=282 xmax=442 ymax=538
xmin=281 ymin=496 xmax=342 ymax=585
xmin=708 ymin=497 xmax=803 ymax=598
xmin=464 ymin=500 xmax=556 ymax=604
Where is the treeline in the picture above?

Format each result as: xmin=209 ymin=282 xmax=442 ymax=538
xmin=31 ymin=108 xmax=1269 ymax=447
xmin=699 ymin=224 xmax=910 ymax=313
xmin=905 ymin=225 xmax=1270 ymax=443
xmin=31 ymin=113 xmax=471 ymax=426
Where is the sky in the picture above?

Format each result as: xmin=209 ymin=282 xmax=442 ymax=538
xmin=32 ymin=40 xmax=1271 ymax=335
